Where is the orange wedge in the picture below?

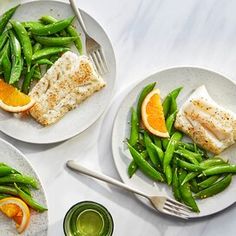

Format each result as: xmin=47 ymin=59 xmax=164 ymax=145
xmin=141 ymin=88 xmax=169 ymax=137
xmin=0 ymin=79 xmax=35 ymax=113
xmin=0 ymin=197 xmax=30 ymax=233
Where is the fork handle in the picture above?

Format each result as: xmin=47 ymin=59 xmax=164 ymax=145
xmin=67 ymin=160 xmax=148 ymax=198
xmin=69 ymin=0 xmax=88 ymax=35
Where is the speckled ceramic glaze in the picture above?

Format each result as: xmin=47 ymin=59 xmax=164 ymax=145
xmin=0 ymin=0 xmax=116 ymax=144
xmin=112 ymin=67 xmax=236 ymax=218
xmin=0 ymin=138 xmax=48 ymax=236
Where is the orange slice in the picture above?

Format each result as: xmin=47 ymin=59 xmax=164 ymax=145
xmin=0 ymin=79 xmax=35 ymax=113
xmin=141 ymin=88 xmax=169 ymax=137
xmin=0 ymin=197 xmax=30 ymax=233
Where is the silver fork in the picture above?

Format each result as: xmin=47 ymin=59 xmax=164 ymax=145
xmin=67 ymin=160 xmax=191 ymax=219
xmin=69 ymin=0 xmax=108 ymax=75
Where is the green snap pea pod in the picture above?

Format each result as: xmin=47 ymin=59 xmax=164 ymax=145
xmin=136 ymin=82 xmax=156 ymax=121
xmin=0 ymin=185 xmax=18 ymax=196
xmin=0 ymin=165 xmax=17 ymax=177
xmin=165 ymin=165 xmax=172 ymax=185
xmin=177 ymin=142 xmax=205 ymax=157
xmin=162 ymin=111 xmax=177 ymax=148
xmin=10 ymin=20 xmax=33 ymax=71
xmin=9 ymin=31 xmax=22 ymax=84
xmin=163 ymin=131 xmax=183 ymax=172
xmin=31 ymin=16 xmax=75 ymax=36
xmin=128 ymin=150 xmax=148 ymax=178
xmin=181 ymin=172 xmax=199 ymax=185
xmin=32 ymin=66 xmax=41 ymax=80
xmin=174 ymin=148 xmax=200 ymax=165
xmin=32 ymin=47 xmax=69 ymax=60
xmin=40 ymin=15 xmax=83 ymax=54
xmin=0 ymin=194 xmax=12 ymax=199
xmin=197 ymin=175 xmax=220 ymax=189
xmin=172 ymin=168 xmax=181 ymax=201
xmin=195 ymin=174 xmax=232 ymax=199
xmin=152 ymin=136 xmax=162 ymax=149
xmin=127 ymin=143 xmax=164 ymax=182
xmin=35 ymin=58 xmax=53 ymax=66
xmin=0 ymin=174 xmax=38 ymax=189
xmin=0 ymin=5 xmax=20 ymax=35
xmin=144 ymin=132 xmax=160 ymax=167
xmin=33 ymin=42 xmax=42 ymax=53
xmin=162 ymin=87 xmax=183 ymax=118
xmin=34 ymin=35 xmax=78 ymax=46
xmin=150 ymin=142 xmax=164 ymax=164
xmin=129 ymin=108 xmax=139 ymax=147
xmin=162 ymin=138 xmax=170 ymax=150
xmin=179 ymin=176 xmax=199 ymax=212
xmin=14 ymin=184 xmax=47 ymax=212
xmin=0 ymin=31 xmax=8 ymax=51
xmin=189 ymin=179 xmax=200 ymax=193
xmin=200 ymin=157 xmax=226 ymax=169
xmin=21 ymin=21 xmax=44 ymax=29
xmin=176 ymin=158 xmax=205 ymax=172
xmin=22 ymin=64 xmax=37 ymax=94
xmin=169 ymin=94 xmax=178 ymax=115
xmin=1 ymin=40 xmax=11 ymax=82
xmin=202 ymin=164 xmax=236 ymax=176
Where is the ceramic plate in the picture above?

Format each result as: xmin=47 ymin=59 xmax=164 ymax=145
xmin=112 ymin=67 xmax=236 ymax=218
xmin=0 ymin=138 xmax=48 ymax=235
xmin=0 ymin=0 xmax=116 ymax=144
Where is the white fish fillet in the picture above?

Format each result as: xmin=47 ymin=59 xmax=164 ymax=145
xmin=29 ymin=51 xmax=106 ymax=126
xmin=174 ymin=85 xmax=236 ymax=154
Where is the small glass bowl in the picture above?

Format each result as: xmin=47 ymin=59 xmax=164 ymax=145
xmin=63 ymin=201 xmax=114 ymax=236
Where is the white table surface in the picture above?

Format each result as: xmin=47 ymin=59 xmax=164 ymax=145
xmin=1 ymin=0 xmax=236 ymax=235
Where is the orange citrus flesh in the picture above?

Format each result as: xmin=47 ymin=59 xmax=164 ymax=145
xmin=0 ymin=197 xmax=30 ymax=233
xmin=141 ymin=89 xmax=169 ymax=137
xmin=0 ymin=79 xmax=31 ymax=106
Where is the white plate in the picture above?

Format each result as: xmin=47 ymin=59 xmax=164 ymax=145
xmin=0 ymin=138 xmax=48 ymax=235
xmin=112 ymin=67 xmax=236 ymax=218
xmin=0 ymin=0 xmax=116 ymax=144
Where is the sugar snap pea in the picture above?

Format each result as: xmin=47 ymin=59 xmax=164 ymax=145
xmin=21 ymin=21 xmax=44 ymax=29
xmin=195 ymin=174 xmax=232 ymax=199
xmin=177 ymin=142 xmax=205 ymax=157
xmin=176 ymin=158 xmax=205 ymax=172
xmin=163 ymin=131 xmax=183 ymax=172
xmin=40 ymin=15 xmax=83 ymax=54
xmin=136 ymin=82 xmax=156 ymax=121
xmin=0 ymin=194 xmax=12 ymax=199
xmin=0 ymin=174 xmax=38 ymax=189
xmin=172 ymin=168 xmax=181 ymax=201
xmin=1 ymin=40 xmax=11 ymax=82
xmin=0 ymin=165 xmax=17 ymax=177
xmin=10 ymin=20 xmax=33 ymax=72
xmin=162 ymin=87 xmax=182 ymax=118
xmin=144 ymin=132 xmax=160 ymax=167
xmin=197 ymin=175 xmax=220 ymax=189
xmin=175 ymin=148 xmax=200 ymax=165
xmin=33 ymin=42 xmax=42 ymax=53
xmin=200 ymin=157 xmax=226 ymax=169
xmin=0 ymin=5 xmax=20 ymax=35
xmin=181 ymin=172 xmax=199 ymax=185
xmin=202 ymin=164 xmax=236 ymax=176
xmin=189 ymin=179 xmax=200 ymax=193
xmin=127 ymin=143 xmax=164 ymax=182
xmin=129 ymin=108 xmax=139 ymax=147
xmin=32 ymin=47 xmax=69 ymax=60
xmin=9 ymin=31 xmax=22 ymax=84
xmin=169 ymin=94 xmax=178 ymax=115
xmin=0 ymin=31 xmax=8 ymax=51
xmin=35 ymin=58 xmax=53 ymax=66
xmin=31 ymin=16 xmax=75 ymax=36
xmin=128 ymin=150 xmax=148 ymax=178
xmin=165 ymin=165 xmax=172 ymax=185
xmin=34 ymin=35 xmax=77 ymax=46
xmin=0 ymin=185 xmax=18 ymax=196
xmin=150 ymin=142 xmax=164 ymax=164
xmin=22 ymin=64 xmax=37 ymax=94
xmin=14 ymin=184 xmax=47 ymax=212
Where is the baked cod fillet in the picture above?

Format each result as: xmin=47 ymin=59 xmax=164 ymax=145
xmin=174 ymin=85 xmax=236 ymax=154
xmin=29 ymin=51 xmax=106 ymax=126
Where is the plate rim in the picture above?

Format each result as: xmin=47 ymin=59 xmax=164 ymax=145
xmin=0 ymin=137 xmax=48 ymax=233
xmin=0 ymin=0 xmax=116 ymax=144
xmin=111 ymin=66 xmax=236 ymax=219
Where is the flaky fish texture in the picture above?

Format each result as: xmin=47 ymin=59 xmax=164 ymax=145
xmin=29 ymin=51 xmax=106 ymax=126
xmin=174 ymin=85 xmax=236 ymax=154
